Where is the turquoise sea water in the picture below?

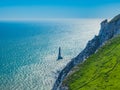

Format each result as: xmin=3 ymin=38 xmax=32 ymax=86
xmin=0 ymin=19 xmax=102 ymax=90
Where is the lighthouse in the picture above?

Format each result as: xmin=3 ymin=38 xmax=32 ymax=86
xmin=57 ymin=47 xmax=63 ymax=60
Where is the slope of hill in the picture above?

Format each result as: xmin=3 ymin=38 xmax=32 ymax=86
xmin=52 ymin=14 xmax=120 ymax=90
xmin=62 ymin=35 xmax=120 ymax=90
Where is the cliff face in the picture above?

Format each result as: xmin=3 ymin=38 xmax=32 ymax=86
xmin=52 ymin=14 xmax=120 ymax=90
xmin=60 ymin=33 xmax=120 ymax=90
xmin=75 ymin=16 xmax=120 ymax=64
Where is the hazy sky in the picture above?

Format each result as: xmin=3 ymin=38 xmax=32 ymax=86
xmin=0 ymin=0 xmax=120 ymax=19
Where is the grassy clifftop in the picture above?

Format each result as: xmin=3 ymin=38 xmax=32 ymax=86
xmin=63 ymin=35 xmax=120 ymax=90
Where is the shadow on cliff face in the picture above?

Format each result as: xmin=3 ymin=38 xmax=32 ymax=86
xmin=52 ymin=14 xmax=120 ymax=90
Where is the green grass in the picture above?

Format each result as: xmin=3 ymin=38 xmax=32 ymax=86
xmin=63 ymin=35 xmax=120 ymax=90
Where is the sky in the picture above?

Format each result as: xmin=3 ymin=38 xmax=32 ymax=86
xmin=0 ymin=0 xmax=120 ymax=20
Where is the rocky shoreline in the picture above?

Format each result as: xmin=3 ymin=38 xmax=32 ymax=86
xmin=52 ymin=14 xmax=120 ymax=90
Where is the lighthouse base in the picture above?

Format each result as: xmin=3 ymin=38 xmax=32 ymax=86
xmin=57 ymin=56 xmax=63 ymax=60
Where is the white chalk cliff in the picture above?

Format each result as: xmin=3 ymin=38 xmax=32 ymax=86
xmin=52 ymin=14 xmax=120 ymax=90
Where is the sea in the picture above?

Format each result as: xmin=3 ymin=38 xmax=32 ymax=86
xmin=0 ymin=19 xmax=102 ymax=90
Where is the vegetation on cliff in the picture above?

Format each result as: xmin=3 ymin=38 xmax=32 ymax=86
xmin=62 ymin=35 xmax=120 ymax=90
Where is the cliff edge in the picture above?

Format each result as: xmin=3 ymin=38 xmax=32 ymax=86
xmin=52 ymin=14 xmax=120 ymax=90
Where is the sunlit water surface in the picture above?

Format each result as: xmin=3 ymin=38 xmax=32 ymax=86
xmin=0 ymin=19 xmax=102 ymax=90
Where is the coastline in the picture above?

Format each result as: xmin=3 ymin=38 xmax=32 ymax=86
xmin=52 ymin=14 xmax=120 ymax=90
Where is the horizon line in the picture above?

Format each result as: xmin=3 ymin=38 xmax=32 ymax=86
xmin=0 ymin=18 xmax=107 ymax=21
